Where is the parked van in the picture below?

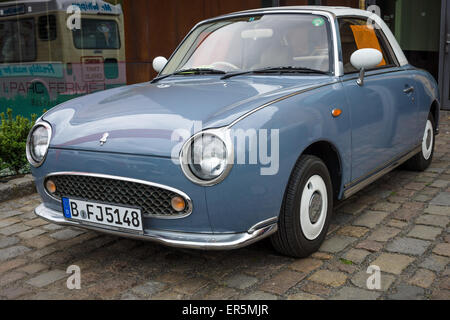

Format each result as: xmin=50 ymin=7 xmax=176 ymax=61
xmin=0 ymin=0 xmax=126 ymax=118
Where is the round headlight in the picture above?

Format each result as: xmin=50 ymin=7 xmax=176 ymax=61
xmin=26 ymin=122 xmax=52 ymax=167
xmin=189 ymin=134 xmax=227 ymax=180
xmin=180 ymin=130 xmax=233 ymax=186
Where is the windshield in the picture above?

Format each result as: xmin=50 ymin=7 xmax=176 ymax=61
xmin=73 ymin=19 xmax=120 ymax=49
xmin=162 ymin=14 xmax=332 ymax=75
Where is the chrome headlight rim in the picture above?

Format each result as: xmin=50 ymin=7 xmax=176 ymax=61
xmin=26 ymin=121 xmax=52 ymax=168
xmin=180 ymin=127 xmax=234 ymax=186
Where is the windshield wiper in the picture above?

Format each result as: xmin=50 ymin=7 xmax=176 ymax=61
xmin=221 ymin=66 xmax=329 ymax=80
xmin=151 ymin=68 xmax=226 ymax=83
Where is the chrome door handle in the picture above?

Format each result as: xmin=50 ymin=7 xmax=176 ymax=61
xmin=403 ymin=86 xmax=415 ymax=94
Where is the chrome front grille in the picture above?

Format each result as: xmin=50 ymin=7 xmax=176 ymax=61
xmin=46 ymin=174 xmax=191 ymax=218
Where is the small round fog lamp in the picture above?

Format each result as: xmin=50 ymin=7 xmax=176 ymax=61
xmin=171 ymin=196 xmax=186 ymax=212
xmin=45 ymin=180 xmax=57 ymax=194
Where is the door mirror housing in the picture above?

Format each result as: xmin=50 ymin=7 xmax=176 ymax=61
xmin=350 ymin=49 xmax=383 ymax=86
xmin=152 ymin=56 xmax=168 ymax=73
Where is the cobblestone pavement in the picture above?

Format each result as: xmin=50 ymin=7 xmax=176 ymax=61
xmin=1 ymin=112 xmax=449 ymax=300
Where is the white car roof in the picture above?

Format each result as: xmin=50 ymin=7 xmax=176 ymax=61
xmin=236 ymin=5 xmax=383 ymax=18
xmin=243 ymin=6 xmax=361 ymax=15
xmin=225 ymin=6 xmax=408 ymax=67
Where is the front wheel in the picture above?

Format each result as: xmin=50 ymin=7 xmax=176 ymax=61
xmin=403 ymin=113 xmax=435 ymax=171
xmin=271 ymin=155 xmax=333 ymax=258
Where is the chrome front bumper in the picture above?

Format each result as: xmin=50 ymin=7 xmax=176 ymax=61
xmin=35 ymin=204 xmax=278 ymax=250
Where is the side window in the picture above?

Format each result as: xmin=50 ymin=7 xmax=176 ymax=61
xmin=0 ymin=18 xmax=36 ymax=63
xmin=338 ymin=18 xmax=396 ymax=73
xmin=38 ymin=15 xmax=57 ymax=41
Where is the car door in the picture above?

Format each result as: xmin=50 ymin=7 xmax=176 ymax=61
xmin=338 ymin=17 xmax=418 ymax=183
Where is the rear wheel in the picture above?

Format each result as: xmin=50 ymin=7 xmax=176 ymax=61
xmin=403 ymin=113 xmax=435 ymax=171
xmin=271 ymin=155 xmax=333 ymax=258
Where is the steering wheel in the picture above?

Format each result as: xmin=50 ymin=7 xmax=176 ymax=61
xmin=211 ymin=61 xmax=240 ymax=71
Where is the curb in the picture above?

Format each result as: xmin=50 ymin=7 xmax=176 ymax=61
xmin=0 ymin=174 xmax=36 ymax=203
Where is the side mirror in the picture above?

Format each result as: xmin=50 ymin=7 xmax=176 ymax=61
xmin=350 ymin=49 xmax=383 ymax=86
xmin=152 ymin=56 xmax=168 ymax=73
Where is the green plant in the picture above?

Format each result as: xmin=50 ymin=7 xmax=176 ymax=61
xmin=0 ymin=109 xmax=36 ymax=174
xmin=339 ymin=258 xmax=354 ymax=265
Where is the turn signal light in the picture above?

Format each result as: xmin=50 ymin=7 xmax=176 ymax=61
xmin=332 ymin=108 xmax=342 ymax=118
xmin=45 ymin=179 xmax=57 ymax=194
xmin=171 ymin=196 xmax=186 ymax=212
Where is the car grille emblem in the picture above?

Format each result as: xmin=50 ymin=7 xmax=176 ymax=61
xmin=100 ymin=132 xmax=109 ymax=146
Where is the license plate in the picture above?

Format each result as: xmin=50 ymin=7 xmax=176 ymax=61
xmin=62 ymin=198 xmax=143 ymax=233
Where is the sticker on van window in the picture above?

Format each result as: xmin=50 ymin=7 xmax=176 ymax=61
xmin=312 ymin=18 xmax=325 ymax=27
xmin=97 ymin=23 xmax=110 ymax=33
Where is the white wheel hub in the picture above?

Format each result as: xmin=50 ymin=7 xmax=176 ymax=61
xmin=300 ymin=175 xmax=328 ymax=240
xmin=422 ymin=120 xmax=433 ymax=160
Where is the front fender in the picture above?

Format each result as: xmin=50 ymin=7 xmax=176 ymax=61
xmin=204 ymin=81 xmax=351 ymax=233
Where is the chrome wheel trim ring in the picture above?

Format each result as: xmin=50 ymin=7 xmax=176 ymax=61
xmin=300 ymin=175 xmax=328 ymax=241
xmin=422 ymin=120 xmax=433 ymax=160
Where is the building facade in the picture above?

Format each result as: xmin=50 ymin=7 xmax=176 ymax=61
xmin=0 ymin=0 xmax=448 ymax=116
xmin=122 ymin=0 xmax=449 ymax=110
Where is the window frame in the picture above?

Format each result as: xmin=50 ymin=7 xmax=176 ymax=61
xmin=337 ymin=16 xmax=400 ymax=75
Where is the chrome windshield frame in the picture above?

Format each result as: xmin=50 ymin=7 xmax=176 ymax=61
xmin=159 ymin=9 xmax=342 ymax=78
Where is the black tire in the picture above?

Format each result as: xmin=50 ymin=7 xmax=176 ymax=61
xmin=271 ymin=155 xmax=333 ymax=258
xmin=403 ymin=113 xmax=435 ymax=171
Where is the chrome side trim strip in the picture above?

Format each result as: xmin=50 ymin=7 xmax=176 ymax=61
xmin=43 ymin=172 xmax=193 ymax=219
xmin=34 ymin=204 xmax=278 ymax=250
xmin=340 ymin=68 xmax=405 ymax=83
xmin=343 ymin=145 xmax=421 ymax=199
xmin=227 ymin=81 xmax=337 ymax=128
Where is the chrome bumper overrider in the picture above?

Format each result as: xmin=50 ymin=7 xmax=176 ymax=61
xmin=34 ymin=204 xmax=278 ymax=250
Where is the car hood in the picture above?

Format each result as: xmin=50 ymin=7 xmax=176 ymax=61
xmin=43 ymin=76 xmax=332 ymax=157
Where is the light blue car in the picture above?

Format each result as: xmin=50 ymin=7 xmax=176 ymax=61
xmin=27 ymin=6 xmax=440 ymax=257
